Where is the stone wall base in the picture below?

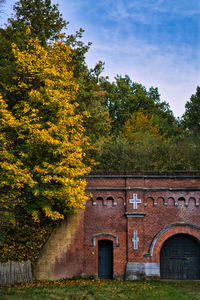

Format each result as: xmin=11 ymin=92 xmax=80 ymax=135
xmin=125 ymin=262 xmax=160 ymax=280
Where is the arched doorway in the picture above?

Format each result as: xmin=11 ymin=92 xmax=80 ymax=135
xmin=160 ymin=234 xmax=200 ymax=280
xmin=98 ymin=240 xmax=113 ymax=279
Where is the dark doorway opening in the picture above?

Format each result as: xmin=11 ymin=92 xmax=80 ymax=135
xmin=98 ymin=240 xmax=113 ymax=279
xmin=160 ymin=234 xmax=200 ymax=280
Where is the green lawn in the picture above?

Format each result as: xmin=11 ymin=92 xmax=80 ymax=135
xmin=0 ymin=279 xmax=200 ymax=300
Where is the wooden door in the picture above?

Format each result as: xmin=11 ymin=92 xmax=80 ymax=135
xmin=160 ymin=234 xmax=200 ymax=280
xmin=98 ymin=240 xmax=113 ymax=279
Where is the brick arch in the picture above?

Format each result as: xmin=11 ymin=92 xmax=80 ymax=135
xmin=145 ymin=197 xmax=155 ymax=207
xmin=96 ymin=196 xmax=104 ymax=202
xmin=168 ymin=196 xmax=178 ymax=206
xmin=96 ymin=196 xmax=106 ymax=206
xmin=157 ymin=197 xmax=166 ymax=206
xmin=146 ymin=223 xmax=200 ymax=261
xmin=188 ymin=196 xmax=196 ymax=202
xmin=117 ymin=196 xmax=126 ymax=207
xmin=106 ymin=196 xmax=117 ymax=206
xmin=189 ymin=196 xmax=199 ymax=206
xmin=91 ymin=232 xmax=120 ymax=247
xmin=106 ymin=196 xmax=114 ymax=200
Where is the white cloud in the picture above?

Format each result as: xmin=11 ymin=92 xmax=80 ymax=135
xmin=85 ymin=29 xmax=200 ymax=117
xmin=58 ymin=0 xmax=200 ymax=117
xmin=97 ymin=0 xmax=200 ymax=25
xmin=1 ymin=0 xmax=199 ymax=118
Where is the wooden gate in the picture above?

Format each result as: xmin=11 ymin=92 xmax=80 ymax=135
xmin=160 ymin=234 xmax=200 ymax=280
xmin=98 ymin=240 xmax=113 ymax=279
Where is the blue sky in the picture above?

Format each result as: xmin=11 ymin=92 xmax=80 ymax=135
xmin=0 ymin=0 xmax=200 ymax=117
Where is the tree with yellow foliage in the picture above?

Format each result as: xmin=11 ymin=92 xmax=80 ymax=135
xmin=121 ymin=112 xmax=166 ymax=144
xmin=0 ymin=37 xmax=90 ymax=225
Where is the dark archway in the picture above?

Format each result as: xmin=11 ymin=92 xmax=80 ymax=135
xmin=98 ymin=240 xmax=113 ymax=279
xmin=160 ymin=234 xmax=200 ymax=280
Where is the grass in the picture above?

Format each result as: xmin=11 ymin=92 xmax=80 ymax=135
xmin=0 ymin=279 xmax=200 ymax=300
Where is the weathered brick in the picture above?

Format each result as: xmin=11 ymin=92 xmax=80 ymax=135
xmin=35 ymin=173 xmax=200 ymax=280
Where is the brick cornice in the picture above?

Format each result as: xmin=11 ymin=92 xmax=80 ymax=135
xmin=86 ymin=172 xmax=200 ymax=179
xmin=86 ymin=187 xmax=200 ymax=191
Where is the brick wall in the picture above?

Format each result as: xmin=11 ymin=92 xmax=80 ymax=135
xmin=35 ymin=173 xmax=200 ymax=280
xmin=35 ymin=211 xmax=84 ymax=280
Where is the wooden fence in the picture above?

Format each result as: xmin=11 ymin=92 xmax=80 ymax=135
xmin=0 ymin=260 xmax=32 ymax=285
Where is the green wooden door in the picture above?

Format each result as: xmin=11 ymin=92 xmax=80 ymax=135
xmin=98 ymin=240 xmax=113 ymax=279
xmin=160 ymin=234 xmax=200 ymax=280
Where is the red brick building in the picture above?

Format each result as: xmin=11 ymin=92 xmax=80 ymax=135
xmin=35 ymin=173 xmax=200 ymax=281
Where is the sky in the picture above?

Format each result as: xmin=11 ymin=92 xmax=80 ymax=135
xmin=0 ymin=0 xmax=200 ymax=118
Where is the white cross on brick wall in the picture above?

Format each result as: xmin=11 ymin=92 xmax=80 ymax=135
xmin=132 ymin=230 xmax=139 ymax=250
xmin=129 ymin=193 xmax=141 ymax=209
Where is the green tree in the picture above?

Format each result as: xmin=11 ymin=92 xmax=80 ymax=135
xmin=75 ymin=62 xmax=110 ymax=162
xmin=8 ymin=0 xmax=66 ymax=46
xmin=63 ymin=29 xmax=111 ymax=159
xmin=0 ymin=0 xmax=111 ymax=163
xmin=95 ymin=134 xmax=200 ymax=172
xmin=102 ymin=75 xmax=177 ymax=136
xmin=182 ymin=86 xmax=200 ymax=135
